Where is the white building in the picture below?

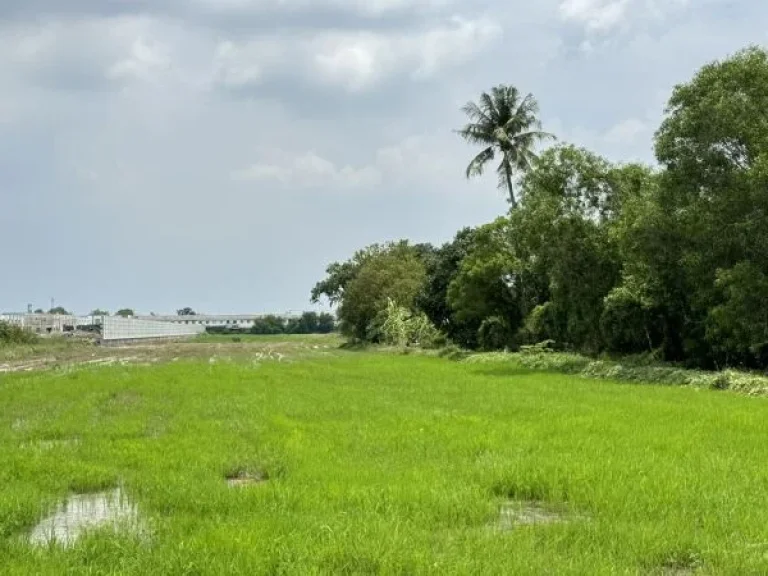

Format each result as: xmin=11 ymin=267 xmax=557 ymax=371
xmin=134 ymin=314 xmax=300 ymax=329
xmin=0 ymin=313 xmax=88 ymax=334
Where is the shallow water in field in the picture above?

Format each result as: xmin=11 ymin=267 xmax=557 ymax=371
xmin=29 ymin=488 xmax=141 ymax=546
xmin=496 ymin=501 xmax=586 ymax=530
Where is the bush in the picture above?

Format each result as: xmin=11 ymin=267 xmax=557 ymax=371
xmin=520 ymin=303 xmax=559 ymax=344
xmin=477 ymin=316 xmax=515 ymax=351
xmin=379 ymin=299 xmax=444 ymax=349
xmin=437 ymin=344 xmax=468 ymax=360
xmin=0 ymin=322 xmax=39 ymax=346
xmin=462 ymin=348 xmax=768 ymax=396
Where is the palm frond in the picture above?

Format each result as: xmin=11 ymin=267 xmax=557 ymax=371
xmin=511 ymin=130 xmax=556 ymax=143
xmin=456 ymin=124 xmax=496 ymax=145
xmin=479 ymin=91 xmax=498 ymax=123
xmin=466 ymin=147 xmax=495 ymax=178
xmin=461 ymin=101 xmax=491 ymax=124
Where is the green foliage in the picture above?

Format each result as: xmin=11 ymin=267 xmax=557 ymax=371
xmin=48 ymin=307 xmax=70 ymax=315
xmin=310 ymin=245 xmax=386 ymax=306
xmin=416 ymin=227 xmax=480 ymax=346
xmin=90 ymin=309 xmax=109 ymax=316
xmin=177 ymin=307 xmax=196 ymax=316
xmin=447 ymin=218 xmax=522 ymax=349
xmin=379 ymin=299 xmax=443 ymax=348
xmin=477 ymin=316 xmax=514 ymax=351
xmin=465 ymin=349 xmax=768 ymax=396
xmin=457 ymin=85 xmax=554 ymax=207
xmin=335 ymin=242 xmax=427 ymax=342
xmin=207 ymin=313 xmax=336 ymax=335
xmin=312 ymin=46 xmax=768 ymax=370
xmin=707 ymin=262 xmax=768 ymax=366
xmin=0 ymin=322 xmax=39 ymax=346
xmin=520 ymin=303 xmax=558 ymax=344
xmin=115 ymin=309 xmax=134 ymax=318
xmin=285 ymin=312 xmax=336 ymax=335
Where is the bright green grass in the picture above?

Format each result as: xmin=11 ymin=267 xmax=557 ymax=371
xmin=194 ymin=333 xmax=343 ymax=345
xmin=2 ymin=353 xmax=768 ymax=574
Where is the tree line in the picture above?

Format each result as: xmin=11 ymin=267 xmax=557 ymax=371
xmin=206 ymin=312 xmax=336 ymax=335
xmin=312 ymin=47 xmax=768 ymax=370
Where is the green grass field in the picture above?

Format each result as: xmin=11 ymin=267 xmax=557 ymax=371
xmin=2 ymin=345 xmax=768 ymax=574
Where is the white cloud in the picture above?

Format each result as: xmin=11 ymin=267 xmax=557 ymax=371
xmin=212 ymin=40 xmax=273 ymax=88
xmin=559 ymin=0 xmax=690 ymax=34
xmin=559 ymin=0 xmax=630 ymax=32
xmin=376 ymin=134 xmax=453 ymax=181
xmin=231 ymin=151 xmax=382 ymax=189
xmin=189 ymin=0 xmax=454 ymax=17
xmin=1 ymin=16 xmax=179 ymax=89
xmin=106 ymin=37 xmax=171 ymax=81
xmin=603 ymin=117 xmax=648 ymax=144
xmin=213 ymin=16 xmax=501 ymax=92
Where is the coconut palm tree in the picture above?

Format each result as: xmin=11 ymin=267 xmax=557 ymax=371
xmin=457 ymin=85 xmax=553 ymax=208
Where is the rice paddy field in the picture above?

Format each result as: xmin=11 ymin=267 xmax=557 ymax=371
xmin=2 ymin=336 xmax=768 ymax=574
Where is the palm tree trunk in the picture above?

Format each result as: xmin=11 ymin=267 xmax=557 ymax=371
xmin=504 ymin=161 xmax=517 ymax=208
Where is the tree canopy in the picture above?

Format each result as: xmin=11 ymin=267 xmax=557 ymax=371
xmin=312 ymin=46 xmax=768 ymax=370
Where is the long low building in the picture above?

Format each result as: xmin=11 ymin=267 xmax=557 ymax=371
xmin=133 ymin=314 xmax=300 ymax=329
xmin=0 ymin=313 xmax=90 ymax=333
xmin=2 ymin=312 xmax=303 ymax=334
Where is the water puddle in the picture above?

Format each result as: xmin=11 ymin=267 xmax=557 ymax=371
xmin=494 ymin=500 xmax=585 ymax=531
xmin=226 ymin=471 xmax=268 ymax=487
xmin=29 ymin=488 xmax=143 ymax=546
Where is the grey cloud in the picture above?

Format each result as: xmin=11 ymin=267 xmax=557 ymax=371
xmin=2 ymin=0 xmax=768 ymax=315
xmin=0 ymin=0 xmax=492 ymax=34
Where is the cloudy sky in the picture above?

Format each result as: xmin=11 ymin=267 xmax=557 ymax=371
xmin=1 ymin=0 xmax=765 ymax=315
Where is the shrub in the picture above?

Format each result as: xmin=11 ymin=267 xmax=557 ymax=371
xmin=379 ymin=299 xmax=444 ymax=348
xmin=520 ymin=303 xmax=559 ymax=344
xmin=0 ymin=322 xmax=39 ymax=346
xmin=477 ymin=316 xmax=514 ymax=351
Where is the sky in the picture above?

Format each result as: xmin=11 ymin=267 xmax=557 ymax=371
xmin=1 ymin=0 xmax=766 ymax=315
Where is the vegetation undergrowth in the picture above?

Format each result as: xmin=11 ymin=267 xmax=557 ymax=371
xmin=464 ymin=348 xmax=768 ymax=396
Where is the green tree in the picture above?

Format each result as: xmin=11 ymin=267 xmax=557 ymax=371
xmin=457 ymin=84 xmax=553 ymax=207
xmin=48 ymin=307 xmax=70 ymax=315
xmin=90 ymin=309 xmax=109 ymax=316
xmin=177 ymin=307 xmax=196 ymax=316
xmin=511 ymin=145 xmax=627 ymax=351
xmin=651 ymin=46 xmax=768 ymax=365
xmin=311 ymin=245 xmax=385 ymax=306
xmin=416 ymin=227 xmax=481 ymax=347
xmin=447 ymin=218 xmax=522 ymax=349
xmin=115 ymin=309 xmax=135 ymax=318
xmin=336 ymin=242 xmax=427 ymax=342
xmin=250 ymin=316 xmax=286 ymax=335
xmin=317 ymin=312 xmax=336 ymax=334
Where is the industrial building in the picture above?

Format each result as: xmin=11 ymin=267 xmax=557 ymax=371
xmin=1 ymin=312 xmax=302 ymax=338
xmin=0 ymin=313 xmax=88 ymax=334
xmin=134 ymin=314 xmax=300 ymax=329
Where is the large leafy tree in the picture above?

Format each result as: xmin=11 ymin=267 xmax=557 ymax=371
xmin=457 ymin=84 xmax=553 ymax=208
xmin=652 ymin=46 xmax=768 ymax=366
xmin=312 ymin=241 xmax=430 ymax=342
